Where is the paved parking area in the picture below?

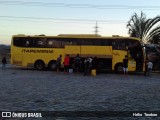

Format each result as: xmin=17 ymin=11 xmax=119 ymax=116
xmin=0 ymin=65 xmax=160 ymax=119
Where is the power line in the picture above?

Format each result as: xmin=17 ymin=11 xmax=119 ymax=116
xmin=0 ymin=1 xmax=160 ymax=10
xmin=0 ymin=15 xmax=126 ymax=23
xmin=0 ymin=18 xmax=101 ymax=24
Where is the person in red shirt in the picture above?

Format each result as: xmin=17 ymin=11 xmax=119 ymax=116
xmin=63 ymin=54 xmax=70 ymax=73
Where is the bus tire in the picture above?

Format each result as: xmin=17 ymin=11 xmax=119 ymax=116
xmin=114 ymin=63 xmax=123 ymax=73
xmin=34 ymin=60 xmax=45 ymax=70
xmin=48 ymin=60 xmax=57 ymax=71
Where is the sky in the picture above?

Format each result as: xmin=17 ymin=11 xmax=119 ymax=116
xmin=0 ymin=0 xmax=160 ymax=45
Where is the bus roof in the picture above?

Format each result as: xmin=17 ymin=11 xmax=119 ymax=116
xmin=12 ymin=34 xmax=141 ymax=40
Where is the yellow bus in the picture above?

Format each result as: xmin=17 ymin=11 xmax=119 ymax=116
xmin=11 ymin=34 xmax=146 ymax=73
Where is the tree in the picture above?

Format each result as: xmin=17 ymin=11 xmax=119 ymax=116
xmin=151 ymin=34 xmax=160 ymax=44
xmin=127 ymin=11 xmax=160 ymax=44
xmin=127 ymin=11 xmax=147 ymax=39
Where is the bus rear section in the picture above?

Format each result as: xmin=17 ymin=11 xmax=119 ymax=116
xmin=11 ymin=36 xmax=64 ymax=70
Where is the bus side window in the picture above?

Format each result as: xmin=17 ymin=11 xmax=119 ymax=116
xmin=101 ymin=39 xmax=109 ymax=46
xmin=94 ymin=39 xmax=111 ymax=46
xmin=112 ymin=40 xmax=118 ymax=49
xmin=128 ymin=40 xmax=139 ymax=49
xmin=25 ymin=40 xmax=30 ymax=47
xmin=47 ymin=38 xmax=62 ymax=48
xmin=13 ymin=37 xmax=23 ymax=47
xmin=61 ymin=38 xmax=77 ymax=48
xmin=94 ymin=39 xmax=102 ymax=45
xmin=23 ymin=37 xmax=30 ymax=47
xmin=48 ymin=40 xmax=53 ymax=47
xmin=13 ymin=37 xmax=32 ymax=47
xmin=33 ymin=38 xmax=46 ymax=47
xmin=80 ymin=38 xmax=94 ymax=45
xmin=118 ymin=40 xmax=127 ymax=50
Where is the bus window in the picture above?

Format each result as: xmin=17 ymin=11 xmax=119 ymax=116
xmin=47 ymin=39 xmax=54 ymax=47
xmin=13 ymin=37 xmax=32 ymax=47
xmin=118 ymin=39 xmax=127 ymax=50
xmin=101 ymin=39 xmax=110 ymax=46
xmin=61 ymin=38 xmax=77 ymax=48
xmin=128 ymin=40 xmax=140 ymax=49
xmin=80 ymin=38 xmax=94 ymax=45
xmin=13 ymin=37 xmax=23 ymax=47
xmin=112 ymin=40 xmax=118 ymax=49
xmin=94 ymin=39 xmax=101 ymax=45
xmin=33 ymin=38 xmax=46 ymax=47
xmin=48 ymin=40 xmax=53 ymax=46
xmin=47 ymin=38 xmax=62 ymax=48
xmin=26 ymin=40 xmax=30 ymax=46
xmin=112 ymin=39 xmax=127 ymax=50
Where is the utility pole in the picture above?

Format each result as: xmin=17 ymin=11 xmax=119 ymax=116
xmin=94 ymin=21 xmax=99 ymax=36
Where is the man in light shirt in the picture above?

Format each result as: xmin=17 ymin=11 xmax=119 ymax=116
xmin=147 ymin=61 xmax=153 ymax=76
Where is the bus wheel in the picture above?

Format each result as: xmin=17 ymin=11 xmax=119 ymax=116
xmin=115 ymin=63 xmax=123 ymax=73
xmin=48 ymin=61 xmax=57 ymax=71
xmin=34 ymin=60 xmax=45 ymax=70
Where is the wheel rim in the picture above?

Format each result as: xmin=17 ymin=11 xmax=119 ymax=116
xmin=36 ymin=61 xmax=44 ymax=70
xmin=50 ymin=62 xmax=57 ymax=70
xmin=117 ymin=66 xmax=123 ymax=72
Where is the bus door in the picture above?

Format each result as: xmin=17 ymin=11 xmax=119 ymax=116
xmin=128 ymin=50 xmax=136 ymax=72
xmin=128 ymin=40 xmax=144 ymax=71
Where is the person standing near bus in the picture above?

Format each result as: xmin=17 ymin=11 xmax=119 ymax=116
xmin=2 ymin=56 xmax=7 ymax=70
xmin=92 ymin=56 xmax=98 ymax=69
xmin=63 ymin=54 xmax=70 ymax=74
xmin=56 ymin=55 xmax=62 ymax=73
xmin=74 ymin=54 xmax=81 ymax=73
xmin=146 ymin=61 xmax=153 ymax=76
xmin=123 ymin=55 xmax=128 ymax=75
xmin=144 ymin=58 xmax=148 ymax=76
xmin=88 ymin=56 xmax=93 ymax=74
xmin=84 ymin=57 xmax=90 ymax=76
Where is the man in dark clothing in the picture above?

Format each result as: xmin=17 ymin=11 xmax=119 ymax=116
xmin=123 ymin=55 xmax=128 ymax=75
xmin=84 ymin=57 xmax=90 ymax=76
xmin=2 ymin=57 xmax=7 ymax=70
xmin=56 ymin=55 xmax=62 ymax=73
xmin=144 ymin=58 xmax=148 ymax=76
xmin=74 ymin=54 xmax=81 ymax=72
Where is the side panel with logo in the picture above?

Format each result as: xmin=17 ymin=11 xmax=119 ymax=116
xmin=112 ymin=50 xmax=127 ymax=70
